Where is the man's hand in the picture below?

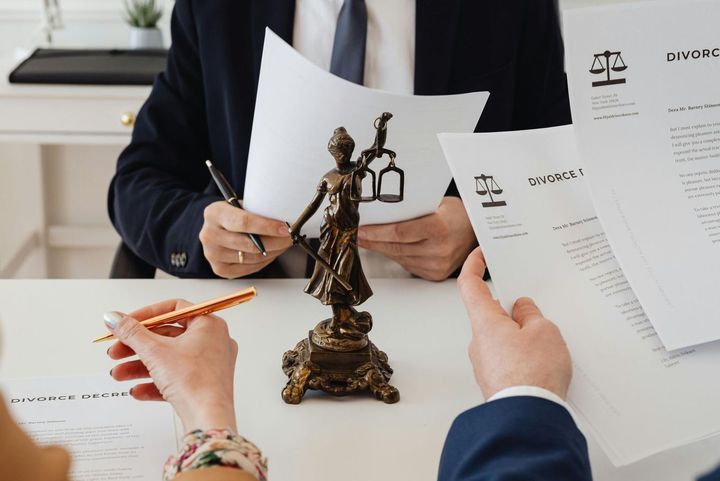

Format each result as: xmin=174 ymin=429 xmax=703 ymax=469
xmin=199 ymin=201 xmax=292 ymax=278
xmin=458 ymin=248 xmax=573 ymax=400
xmin=358 ymin=196 xmax=477 ymax=281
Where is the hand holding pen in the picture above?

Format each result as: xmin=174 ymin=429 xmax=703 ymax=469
xmin=103 ymin=296 xmax=243 ymax=432
xmin=206 ymin=160 xmax=267 ymax=256
xmin=199 ymin=161 xmax=292 ymax=279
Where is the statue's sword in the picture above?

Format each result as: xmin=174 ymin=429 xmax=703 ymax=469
xmin=286 ymin=223 xmax=353 ymax=291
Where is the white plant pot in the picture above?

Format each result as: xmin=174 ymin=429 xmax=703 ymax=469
xmin=129 ymin=27 xmax=164 ymax=49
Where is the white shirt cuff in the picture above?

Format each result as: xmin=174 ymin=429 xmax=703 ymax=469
xmin=487 ymin=385 xmax=572 ymax=414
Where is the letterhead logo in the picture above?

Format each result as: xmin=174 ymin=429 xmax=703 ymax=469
xmin=475 ymin=174 xmax=506 ymax=208
xmin=590 ymin=50 xmax=628 ymax=87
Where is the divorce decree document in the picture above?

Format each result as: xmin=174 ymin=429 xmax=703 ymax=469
xmin=565 ymin=0 xmax=720 ymax=349
xmin=4 ymin=375 xmax=178 ymax=481
xmin=439 ymin=126 xmax=720 ymax=466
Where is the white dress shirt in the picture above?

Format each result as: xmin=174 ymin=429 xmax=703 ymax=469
xmin=488 ymin=386 xmax=572 ymax=416
xmin=293 ymin=0 xmax=416 ymax=94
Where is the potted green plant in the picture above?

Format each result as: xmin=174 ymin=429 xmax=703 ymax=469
xmin=124 ymin=0 xmax=164 ymax=49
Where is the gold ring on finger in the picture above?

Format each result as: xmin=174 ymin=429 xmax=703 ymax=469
xmin=238 ymin=251 xmax=245 ymax=264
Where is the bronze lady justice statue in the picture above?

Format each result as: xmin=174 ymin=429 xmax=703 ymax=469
xmin=281 ymin=113 xmax=402 ymax=405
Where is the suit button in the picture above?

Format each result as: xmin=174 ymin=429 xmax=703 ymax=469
xmin=179 ymin=253 xmax=187 ymax=267
xmin=170 ymin=253 xmax=178 ymax=267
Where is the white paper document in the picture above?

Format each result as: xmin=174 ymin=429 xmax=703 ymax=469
xmin=243 ymin=29 xmax=489 ymax=233
xmin=4 ymin=375 xmax=177 ymax=481
xmin=564 ymin=0 xmax=720 ymax=349
xmin=439 ymin=126 xmax=720 ymax=465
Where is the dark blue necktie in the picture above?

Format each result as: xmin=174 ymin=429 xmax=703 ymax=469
xmin=330 ymin=0 xmax=368 ymax=85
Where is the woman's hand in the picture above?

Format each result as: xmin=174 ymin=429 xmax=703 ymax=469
xmin=104 ymin=300 xmax=238 ymax=432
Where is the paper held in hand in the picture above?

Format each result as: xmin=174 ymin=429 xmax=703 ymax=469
xmin=242 ymin=29 xmax=488 ymax=234
xmin=564 ymin=0 xmax=720 ymax=350
xmin=439 ymin=125 xmax=720 ymax=466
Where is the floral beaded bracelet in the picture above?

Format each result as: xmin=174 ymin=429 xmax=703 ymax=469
xmin=163 ymin=428 xmax=268 ymax=481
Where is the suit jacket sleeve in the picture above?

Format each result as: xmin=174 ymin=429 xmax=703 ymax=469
xmin=699 ymin=466 xmax=720 ymax=481
xmin=511 ymin=0 xmax=571 ymax=130
xmin=445 ymin=0 xmax=571 ymax=199
xmin=438 ymin=397 xmax=592 ymax=481
xmin=108 ymin=0 xmax=220 ymax=277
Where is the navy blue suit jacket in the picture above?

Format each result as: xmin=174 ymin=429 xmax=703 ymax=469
xmin=438 ymin=396 xmax=720 ymax=481
xmin=109 ymin=0 xmax=571 ymax=277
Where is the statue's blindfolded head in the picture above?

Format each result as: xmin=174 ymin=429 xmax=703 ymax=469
xmin=328 ymin=127 xmax=355 ymax=165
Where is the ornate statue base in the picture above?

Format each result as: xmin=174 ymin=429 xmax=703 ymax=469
xmin=282 ymin=113 xmax=403 ymax=406
xmin=281 ymin=322 xmax=400 ymax=405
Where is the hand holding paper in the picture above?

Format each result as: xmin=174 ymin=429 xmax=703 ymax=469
xmin=439 ymin=125 xmax=720 ymax=465
xmin=199 ymin=201 xmax=292 ymax=279
xmin=359 ymin=197 xmax=477 ymax=280
xmin=243 ymin=29 xmax=488 ymax=234
xmin=459 ymin=248 xmax=572 ymax=400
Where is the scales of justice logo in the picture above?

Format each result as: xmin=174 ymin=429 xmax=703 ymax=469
xmin=475 ymin=174 xmax=506 ymax=208
xmin=590 ymin=50 xmax=628 ymax=87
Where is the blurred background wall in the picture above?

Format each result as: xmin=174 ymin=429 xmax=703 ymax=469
xmin=0 ymin=0 xmax=172 ymax=278
xmin=0 ymin=0 xmax=172 ymax=55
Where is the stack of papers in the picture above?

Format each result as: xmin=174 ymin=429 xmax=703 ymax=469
xmin=565 ymin=0 xmax=720 ymax=350
xmin=439 ymin=0 xmax=720 ymax=465
xmin=440 ymin=126 xmax=720 ymax=466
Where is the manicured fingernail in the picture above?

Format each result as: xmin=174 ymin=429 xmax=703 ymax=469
xmin=279 ymin=225 xmax=290 ymax=236
xmin=103 ymin=311 xmax=124 ymax=330
xmin=358 ymin=229 xmax=367 ymax=240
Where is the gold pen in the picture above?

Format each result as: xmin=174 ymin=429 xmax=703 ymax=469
xmin=93 ymin=287 xmax=257 ymax=343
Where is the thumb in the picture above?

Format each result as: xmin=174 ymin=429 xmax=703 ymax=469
xmin=511 ymin=297 xmax=545 ymax=328
xmin=103 ymin=311 xmax=156 ymax=355
xmin=458 ymin=247 xmax=511 ymax=336
xmin=460 ymin=247 xmax=487 ymax=279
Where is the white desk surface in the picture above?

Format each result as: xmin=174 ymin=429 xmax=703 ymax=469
xmin=0 ymin=279 xmax=718 ymax=481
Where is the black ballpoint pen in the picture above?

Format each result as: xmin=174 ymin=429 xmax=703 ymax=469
xmin=205 ymin=160 xmax=268 ymax=257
